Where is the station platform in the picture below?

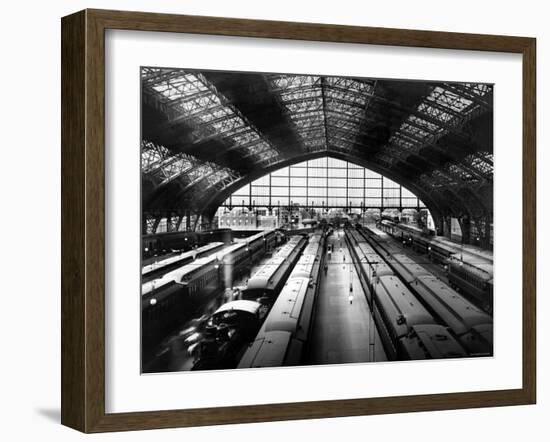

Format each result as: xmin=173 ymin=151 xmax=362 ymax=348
xmin=307 ymin=230 xmax=387 ymax=365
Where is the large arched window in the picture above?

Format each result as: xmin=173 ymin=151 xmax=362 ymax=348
xmin=221 ymin=157 xmax=426 ymax=210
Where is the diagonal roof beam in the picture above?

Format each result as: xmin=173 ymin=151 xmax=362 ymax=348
xmin=202 ymin=72 xmax=303 ymax=159
xmin=142 ymin=68 xmax=281 ymax=172
xmin=321 ymin=77 xmax=329 ymax=152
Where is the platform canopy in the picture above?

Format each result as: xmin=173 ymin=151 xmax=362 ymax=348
xmin=141 ymin=69 xmax=493 ymax=223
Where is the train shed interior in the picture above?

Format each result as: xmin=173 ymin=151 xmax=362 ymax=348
xmin=140 ymin=68 xmax=494 ymax=373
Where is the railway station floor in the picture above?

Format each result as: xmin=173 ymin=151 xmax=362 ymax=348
xmin=307 ymin=230 xmax=387 ymax=365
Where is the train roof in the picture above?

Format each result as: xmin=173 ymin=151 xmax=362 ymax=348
xmin=239 ymin=230 xmax=273 ymax=243
xmin=302 ymin=240 xmax=321 ymax=253
xmin=383 ymin=254 xmax=492 ymax=333
xmin=264 ymin=277 xmax=309 ymax=333
xmin=376 ymin=275 xmax=434 ymax=333
xmin=398 ymin=223 xmax=423 ymax=233
xmin=302 ymin=242 xmax=320 ymax=254
xmin=389 ymin=253 xmax=432 ymax=283
xmin=249 ymin=236 xmax=303 ymax=281
xmin=346 ymin=229 xmax=394 ymax=277
xmin=403 ymin=324 xmax=467 ymax=359
xmin=290 ymin=255 xmax=317 ymax=279
xmin=238 ymin=277 xmax=310 ymax=368
xmin=237 ymin=331 xmax=292 ymax=368
xmin=355 ymin=244 xmax=393 ymax=275
xmin=292 ymin=237 xmax=323 ymax=276
xmin=373 ymin=224 xmax=494 ymax=276
xmin=141 ymin=254 xmax=218 ymax=296
xmin=213 ymin=300 xmax=261 ymax=316
xmin=365 ymin=226 xmax=389 ymax=238
xmin=247 ymin=256 xmax=287 ymax=290
xmin=142 ymin=252 xmax=193 ymax=276
xmin=431 ymin=236 xmax=493 ymax=264
xmin=218 ymin=241 xmax=247 ymax=257
xmin=363 ymin=261 xmax=394 ymax=278
xmin=141 ymin=242 xmax=224 ymax=275
xmin=415 ymin=274 xmax=493 ymax=332
xmin=387 ymin=222 xmax=493 ymax=266
xmin=448 ymin=257 xmax=493 ymax=278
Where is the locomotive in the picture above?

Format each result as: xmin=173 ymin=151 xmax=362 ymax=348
xmin=190 ymin=300 xmax=266 ymax=370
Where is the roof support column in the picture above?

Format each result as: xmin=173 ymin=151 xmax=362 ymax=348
xmin=166 ymin=213 xmax=176 ymax=232
xmin=151 ymin=216 xmax=162 ymax=234
xmin=142 ymin=214 xmax=148 ymax=235
xmin=459 ymin=216 xmax=472 ymax=245
xmin=202 ymin=207 xmax=217 ymax=231
xmin=429 ymin=211 xmax=442 ymax=236
xmin=440 ymin=215 xmax=452 ymax=239
xmin=175 ymin=215 xmax=183 ymax=232
xmin=192 ymin=213 xmax=201 ymax=232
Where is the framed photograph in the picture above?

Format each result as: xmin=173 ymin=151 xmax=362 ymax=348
xmin=61 ymin=9 xmax=536 ymax=433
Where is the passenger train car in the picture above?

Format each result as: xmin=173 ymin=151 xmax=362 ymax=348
xmin=142 ymin=230 xmax=277 ymax=357
xmin=142 ymin=228 xmax=233 ymax=258
xmin=345 ymin=228 xmax=468 ymax=361
xmin=376 ymin=220 xmax=494 ymax=311
xmin=142 ymin=242 xmax=225 ymax=283
xmin=359 ymin=227 xmax=493 ymax=356
xmin=447 ymin=258 xmax=494 ymax=312
xmin=238 ymin=233 xmax=326 ymax=368
xmin=381 ymin=210 xmax=400 ymax=223
xmin=190 ymin=234 xmax=310 ymax=370
xmin=379 ymin=221 xmax=448 ymax=261
xmin=378 ymin=220 xmax=493 ymax=265
xmin=241 ymin=235 xmax=308 ymax=304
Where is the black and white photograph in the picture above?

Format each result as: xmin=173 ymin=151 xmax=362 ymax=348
xmin=1 ymin=0 xmax=545 ymax=438
xmin=140 ymin=67 xmax=494 ymax=373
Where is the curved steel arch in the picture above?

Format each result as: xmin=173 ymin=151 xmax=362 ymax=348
xmin=141 ymin=69 xmax=494 ymax=234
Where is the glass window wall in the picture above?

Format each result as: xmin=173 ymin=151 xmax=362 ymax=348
xmin=221 ymin=156 xmax=425 ymax=210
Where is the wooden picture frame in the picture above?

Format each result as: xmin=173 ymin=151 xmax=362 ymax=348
xmin=61 ymin=8 xmax=536 ymax=433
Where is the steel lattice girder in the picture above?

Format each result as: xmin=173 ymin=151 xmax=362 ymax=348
xmin=141 ymin=70 xmax=493 ymax=219
xmin=142 ymin=68 xmax=281 ymax=167
xmin=141 ymin=140 xmax=242 ymax=191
